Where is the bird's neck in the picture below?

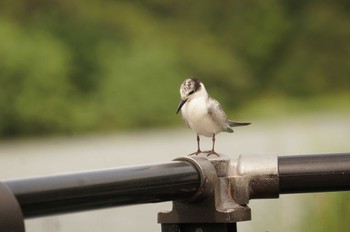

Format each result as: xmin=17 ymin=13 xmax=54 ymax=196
xmin=196 ymin=84 xmax=209 ymax=99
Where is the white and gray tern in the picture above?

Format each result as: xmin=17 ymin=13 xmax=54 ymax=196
xmin=176 ymin=78 xmax=250 ymax=155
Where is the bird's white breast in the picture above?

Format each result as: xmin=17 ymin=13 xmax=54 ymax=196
xmin=181 ymin=96 xmax=223 ymax=137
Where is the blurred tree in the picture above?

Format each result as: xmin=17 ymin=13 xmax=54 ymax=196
xmin=0 ymin=0 xmax=349 ymax=136
xmin=0 ymin=19 xmax=73 ymax=135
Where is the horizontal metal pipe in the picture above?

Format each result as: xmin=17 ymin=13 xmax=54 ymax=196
xmin=279 ymin=153 xmax=350 ymax=194
xmin=3 ymin=161 xmax=200 ymax=218
xmin=3 ymin=153 xmax=350 ymax=219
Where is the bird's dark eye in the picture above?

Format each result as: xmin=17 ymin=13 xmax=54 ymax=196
xmin=189 ymin=90 xmax=195 ymax=95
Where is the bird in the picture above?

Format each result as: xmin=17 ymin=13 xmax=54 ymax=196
xmin=176 ymin=78 xmax=250 ymax=155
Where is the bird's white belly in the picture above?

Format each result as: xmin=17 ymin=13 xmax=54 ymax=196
xmin=182 ymin=99 xmax=222 ymax=137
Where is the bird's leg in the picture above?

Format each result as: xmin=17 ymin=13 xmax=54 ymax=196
xmin=211 ymin=134 xmax=215 ymax=152
xmin=196 ymin=135 xmax=201 ymax=155
xmin=209 ymin=133 xmax=219 ymax=156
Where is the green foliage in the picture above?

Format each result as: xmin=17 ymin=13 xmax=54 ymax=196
xmin=0 ymin=19 xmax=73 ymax=135
xmin=302 ymin=193 xmax=350 ymax=232
xmin=0 ymin=1 xmax=349 ymax=136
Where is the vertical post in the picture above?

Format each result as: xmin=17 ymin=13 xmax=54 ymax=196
xmin=161 ymin=223 xmax=237 ymax=232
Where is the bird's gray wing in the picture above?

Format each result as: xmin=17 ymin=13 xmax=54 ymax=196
xmin=207 ymin=97 xmax=232 ymax=132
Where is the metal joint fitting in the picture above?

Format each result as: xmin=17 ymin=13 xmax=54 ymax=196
xmin=230 ymin=154 xmax=279 ymax=204
xmin=158 ymin=153 xmax=251 ymax=224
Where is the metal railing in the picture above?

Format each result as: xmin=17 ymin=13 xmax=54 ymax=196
xmin=1 ymin=152 xmax=350 ymax=232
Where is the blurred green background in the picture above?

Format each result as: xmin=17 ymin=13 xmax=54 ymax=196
xmin=0 ymin=0 xmax=349 ymax=231
xmin=1 ymin=0 xmax=349 ymax=137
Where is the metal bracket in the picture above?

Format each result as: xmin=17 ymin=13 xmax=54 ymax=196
xmin=0 ymin=182 xmax=25 ymax=232
xmin=158 ymin=153 xmax=279 ymax=232
xmin=158 ymin=153 xmax=251 ymax=226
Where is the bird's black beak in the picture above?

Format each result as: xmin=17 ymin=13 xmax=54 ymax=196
xmin=176 ymin=98 xmax=188 ymax=114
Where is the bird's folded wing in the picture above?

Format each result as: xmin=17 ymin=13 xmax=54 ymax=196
xmin=207 ymin=97 xmax=230 ymax=130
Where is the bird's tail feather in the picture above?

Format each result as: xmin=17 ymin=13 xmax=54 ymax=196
xmin=228 ymin=121 xmax=251 ymax=127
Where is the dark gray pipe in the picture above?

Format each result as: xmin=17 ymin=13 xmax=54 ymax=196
xmin=3 ymin=161 xmax=200 ymax=218
xmin=279 ymin=153 xmax=350 ymax=194
xmin=3 ymin=153 xmax=350 ymax=219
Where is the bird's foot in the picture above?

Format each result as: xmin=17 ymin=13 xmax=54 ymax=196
xmin=188 ymin=150 xmax=202 ymax=156
xmin=207 ymin=150 xmax=220 ymax=157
